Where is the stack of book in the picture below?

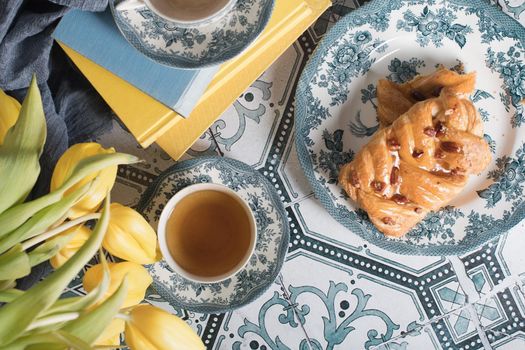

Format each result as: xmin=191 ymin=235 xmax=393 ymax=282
xmin=53 ymin=0 xmax=331 ymax=160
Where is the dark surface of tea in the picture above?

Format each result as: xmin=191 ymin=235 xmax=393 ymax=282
xmin=166 ymin=190 xmax=252 ymax=277
xmin=149 ymin=0 xmax=231 ymax=21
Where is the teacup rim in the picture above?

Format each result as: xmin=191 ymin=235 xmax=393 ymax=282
xmin=157 ymin=182 xmax=257 ymax=284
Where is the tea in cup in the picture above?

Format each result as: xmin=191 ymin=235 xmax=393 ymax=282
xmin=116 ymin=0 xmax=236 ymax=27
xmin=157 ymin=183 xmax=256 ymax=283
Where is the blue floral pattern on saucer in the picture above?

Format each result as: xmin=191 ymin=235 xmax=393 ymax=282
xmin=295 ymin=0 xmax=525 ymax=256
xmin=110 ymin=0 xmax=274 ymax=69
xmin=136 ymin=157 xmax=289 ymax=313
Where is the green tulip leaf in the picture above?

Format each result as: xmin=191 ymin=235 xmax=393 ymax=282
xmin=0 ymin=152 xmax=139 ymax=238
xmin=0 ymin=76 xmax=46 ymax=215
xmin=62 ymin=277 xmax=128 ymax=344
xmin=0 ymin=197 xmax=111 ymax=345
xmin=30 ymin=277 xmax=127 ymax=349
xmin=0 ymin=280 xmax=16 ymax=292
xmin=41 ymin=250 xmax=111 ymax=317
xmin=0 ymin=289 xmax=24 ymax=303
xmin=0 ymin=245 xmax=30 ymax=280
xmin=0 ymin=182 xmax=91 ymax=256
xmin=28 ymin=330 xmax=93 ymax=350
xmin=27 ymin=233 xmax=75 ymax=268
xmin=2 ymin=331 xmax=91 ymax=350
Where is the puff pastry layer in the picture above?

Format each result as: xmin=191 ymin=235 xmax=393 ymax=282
xmin=377 ymin=68 xmax=476 ymax=127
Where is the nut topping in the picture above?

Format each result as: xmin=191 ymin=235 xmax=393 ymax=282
xmin=412 ymin=149 xmax=424 ymax=159
xmin=414 ymin=207 xmax=423 ymax=214
xmin=435 ymin=121 xmax=447 ymax=137
xmin=371 ymin=180 xmax=385 ymax=192
xmin=391 ymin=194 xmax=409 ymax=205
xmin=390 ymin=166 xmax=400 ymax=185
xmin=423 ymin=127 xmax=437 ymax=137
xmin=441 ymin=141 xmax=462 ymax=153
xmin=382 ymin=217 xmax=395 ymax=225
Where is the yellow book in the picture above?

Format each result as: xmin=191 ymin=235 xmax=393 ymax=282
xmin=59 ymin=42 xmax=183 ymax=147
xmin=61 ymin=0 xmax=331 ymax=159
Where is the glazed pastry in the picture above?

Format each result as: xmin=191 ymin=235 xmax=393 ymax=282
xmin=338 ymin=91 xmax=491 ymax=237
xmin=377 ymin=68 xmax=476 ymax=127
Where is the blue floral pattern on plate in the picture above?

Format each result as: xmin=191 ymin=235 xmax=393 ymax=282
xmin=295 ymin=0 xmax=525 ymax=255
xmin=136 ymin=157 xmax=289 ymax=313
xmin=110 ymin=0 xmax=274 ymax=69
xmin=396 ymin=5 xmax=472 ymax=48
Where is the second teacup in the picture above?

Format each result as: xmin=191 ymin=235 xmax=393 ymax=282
xmin=117 ymin=0 xmax=236 ymax=27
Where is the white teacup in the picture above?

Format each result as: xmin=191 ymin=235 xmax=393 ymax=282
xmin=157 ymin=183 xmax=257 ymax=284
xmin=116 ymin=0 xmax=236 ymax=27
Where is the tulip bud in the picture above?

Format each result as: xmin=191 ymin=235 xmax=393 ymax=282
xmin=50 ymin=225 xmax=91 ymax=269
xmin=103 ymin=203 xmax=160 ymax=264
xmin=125 ymin=305 xmax=205 ymax=350
xmin=51 ymin=143 xmax=117 ymax=219
xmin=0 ymin=89 xmax=21 ymax=145
xmin=83 ymin=262 xmax=152 ymax=308
xmin=95 ymin=318 xmax=125 ymax=347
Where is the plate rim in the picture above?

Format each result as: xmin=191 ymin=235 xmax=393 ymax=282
xmin=110 ymin=0 xmax=275 ymax=70
xmin=294 ymin=0 xmax=525 ymax=256
xmin=136 ymin=156 xmax=290 ymax=313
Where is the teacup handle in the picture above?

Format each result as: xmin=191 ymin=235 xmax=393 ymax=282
xmin=115 ymin=0 xmax=146 ymax=11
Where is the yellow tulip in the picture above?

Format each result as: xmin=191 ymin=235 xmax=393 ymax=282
xmin=83 ymin=262 xmax=152 ymax=308
xmin=50 ymin=225 xmax=91 ymax=269
xmin=95 ymin=318 xmax=125 ymax=347
xmin=51 ymin=143 xmax=118 ymax=219
xmin=0 ymin=89 xmax=21 ymax=145
xmin=103 ymin=203 xmax=161 ymax=264
xmin=125 ymin=305 xmax=205 ymax=350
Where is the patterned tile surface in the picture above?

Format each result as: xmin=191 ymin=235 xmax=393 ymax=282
xmin=93 ymin=0 xmax=525 ymax=348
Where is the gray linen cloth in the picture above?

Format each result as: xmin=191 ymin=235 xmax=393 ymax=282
xmin=0 ymin=0 xmax=114 ymax=195
xmin=0 ymin=0 xmax=116 ymax=288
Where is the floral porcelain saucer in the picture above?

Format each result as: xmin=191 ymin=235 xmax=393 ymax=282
xmin=136 ymin=157 xmax=289 ymax=313
xmin=295 ymin=0 xmax=525 ymax=255
xmin=110 ymin=0 xmax=275 ymax=69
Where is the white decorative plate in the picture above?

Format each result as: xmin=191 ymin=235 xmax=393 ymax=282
xmin=295 ymin=0 xmax=525 ymax=255
xmin=137 ymin=157 xmax=289 ymax=313
xmin=110 ymin=0 xmax=274 ymax=69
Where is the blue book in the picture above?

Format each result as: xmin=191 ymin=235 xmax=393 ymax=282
xmin=53 ymin=9 xmax=218 ymax=118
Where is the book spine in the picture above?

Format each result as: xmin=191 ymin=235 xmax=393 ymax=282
xmin=156 ymin=0 xmax=331 ymax=160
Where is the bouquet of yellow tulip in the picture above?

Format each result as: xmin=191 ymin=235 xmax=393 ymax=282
xmin=0 ymin=78 xmax=205 ymax=349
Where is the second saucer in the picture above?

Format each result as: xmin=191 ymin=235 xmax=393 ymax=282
xmin=110 ymin=0 xmax=275 ymax=69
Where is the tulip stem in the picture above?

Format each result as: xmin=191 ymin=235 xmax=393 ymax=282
xmin=20 ymin=213 xmax=101 ymax=251
xmin=115 ymin=312 xmax=131 ymax=322
xmin=49 ymin=212 xmax=68 ymax=230
xmin=27 ymin=312 xmax=80 ymax=331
